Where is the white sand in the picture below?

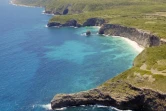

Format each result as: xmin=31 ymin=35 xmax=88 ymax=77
xmin=112 ymin=36 xmax=144 ymax=52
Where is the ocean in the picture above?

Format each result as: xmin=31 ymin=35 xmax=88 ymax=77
xmin=0 ymin=0 xmax=141 ymax=111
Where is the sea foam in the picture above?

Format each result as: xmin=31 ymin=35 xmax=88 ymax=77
xmin=112 ymin=36 xmax=144 ymax=52
xmin=40 ymin=104 xmax=52 ymax=110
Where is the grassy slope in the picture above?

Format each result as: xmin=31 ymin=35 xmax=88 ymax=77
xmin=102 ymin=45 xmax=166 ymax=93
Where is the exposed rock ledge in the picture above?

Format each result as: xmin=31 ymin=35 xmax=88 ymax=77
xmin=47 ymin=18 xmax=105 ymax=27
xmin=51 ymin=81 xmax=166 ymax=111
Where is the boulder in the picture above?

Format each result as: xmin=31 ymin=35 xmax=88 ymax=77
xmin=86 ymin=31 xmax=91 ymax=36
xmin=63 ymin=8 xmax=69 ymax=15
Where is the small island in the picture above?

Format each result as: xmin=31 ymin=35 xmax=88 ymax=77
xmin=12 ymin=0 xmax=166 ymax=110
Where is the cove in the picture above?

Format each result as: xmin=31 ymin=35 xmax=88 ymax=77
xmin=0 ymin=0 xmax=140 ymax=111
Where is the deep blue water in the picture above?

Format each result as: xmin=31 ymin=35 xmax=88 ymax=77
xmin=0 ymin=0 xmax=139 ymax=111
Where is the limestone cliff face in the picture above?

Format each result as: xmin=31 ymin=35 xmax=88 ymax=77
xmin=83 ymin=18 xmax=105 ymax=26
xmin=47 ymin=19 xmax=81 ymax=27
xmin=47 ymin=18 xmax=105 ymax=27
xmin=51 ymin=81 xmax=166 ymax=111
xmin=99 ymin=24 xmax=160 ymax=47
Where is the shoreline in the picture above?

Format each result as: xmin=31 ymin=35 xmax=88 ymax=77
xmin=121 ymin=37 xmax=144 ymax=52
xmin=9 ymin=1 xmax=165 ymax=110
xmin=106 ymin=35 xmax=144 ymax=53
xmin=10 ymin=0 xmax=41 ymax=8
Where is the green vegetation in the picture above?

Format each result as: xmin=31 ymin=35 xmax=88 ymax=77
xmin=14 ymin=0 xmax=166 ymax=38
xmin=102 ymin=45 xmax=166 ymax=93
xmin=134 ymin=45 xmax=166 ymax=70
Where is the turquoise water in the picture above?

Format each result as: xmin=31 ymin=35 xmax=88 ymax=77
xmin=0 ymin=0 xmax=139 ymax=111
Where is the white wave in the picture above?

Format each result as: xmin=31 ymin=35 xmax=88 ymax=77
xmin=112 ymin=36 xmax=144 ymax=52
xmin=103 ymin=34 xmax=110 ymax=37
xmin=45 ymin=25 xmax=48 ymax=28
xmin=111 ymin=106 xmax=132 ymax=111
xmin=121 ymin=37 xmax=144 ymax=52
xmin=96 ymin=105 xmax=108 ymax=108
xmin=91 ymin=26 xmax=101 ymax=29
xmin=55 ymin=107 xmax=67 ymax=110
xmin=81 ymin=33 xmax=87 ymax=36
xmin=40 ymin=104 xmax=52 ymax=110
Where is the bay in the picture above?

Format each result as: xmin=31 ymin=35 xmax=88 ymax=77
xmin=0 ymin=0 xmax=139 ymax=111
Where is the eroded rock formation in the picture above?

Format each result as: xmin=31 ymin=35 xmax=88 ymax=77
xmin=51 ymin=81 xmax=166 ymax=111
xmin=83 ymin=18 xmax=105 ymax=26
xmin=99 ymin=24 xmax=160 ymax=47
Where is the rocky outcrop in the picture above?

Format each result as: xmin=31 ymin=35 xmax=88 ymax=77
xmin=62 ymin=19 xmax=77 ymax=27
xmin=83 ymin=18 xmax=105 ymax=26
xmin=44 ymin=10 xmax=53 ymax=14
xmin=47 ymin=22 xmax=61 ymax=27
xmin=86 ymin=31 xmax=91 ymax=36
xmin=63 ymin=8 xmax=69 ymax=15
xmin=99 ymin=24 xmax=160 ymax=47
xmin=51 ymin=81 xmax=166 ymax=111
xmin=47 ymin=19 xmax=82 ymax=27
xmin=47 ymin=18 xmax=106 ymax=27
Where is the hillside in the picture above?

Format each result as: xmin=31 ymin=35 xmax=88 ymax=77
xmin=13 ymin=0 xmax=166 ymax=38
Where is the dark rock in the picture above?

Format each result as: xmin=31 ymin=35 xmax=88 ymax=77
xmin=62 ymin=19 xmax=77 ymax=27
xmin=83 ymin=18 xmax=105 ymax=26
xmin=51 ymin=81 xmax=166 ymax=111
xmin=63 ymin=8 xmax=69 ymax=15
xmin=99 ymin=24 xmax=160 ymax=47
xmin=47 ymin=22 xmax=61 ymax=27
xmin=53 ymin=12 xmax=61 ymax=15
xmin=76 ymin=23 xmax=82 ymax=28
xmin=44 ymin=10 xmax=53 ymax=14
xmin=86 ymin=31 xmax=91 ymax=36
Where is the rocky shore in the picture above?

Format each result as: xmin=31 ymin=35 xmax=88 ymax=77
xmin=47 ymin=18 xmax=105 ymax=27
xmin=51 ymin=81 xmax=166 ymax=111
xmin=48 ymin=18 xmax=161 ymax=47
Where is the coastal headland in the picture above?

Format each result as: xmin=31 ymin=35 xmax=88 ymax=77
xmin=11 ymin=0 xmax=166 ymax=110
xmin=49 ymin=18 xmax=166 ymax=111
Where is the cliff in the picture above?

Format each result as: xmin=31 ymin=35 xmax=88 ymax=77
xmin=47 ymin=18 xmax=105 ymax=27
xmin=99 ymin=24 xmax=160 ymax=47
xmin=48 ymin=19 xmax=161 ymax=47
xmin=51 ymin=81 xmax=166 ymax=111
